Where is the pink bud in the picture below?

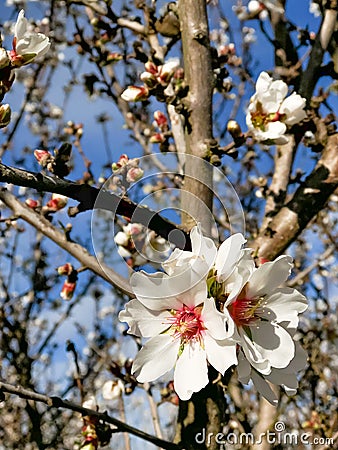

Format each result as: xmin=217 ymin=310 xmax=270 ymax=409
xmin=154 ymin=111 xmax=168 ymax=128
xmin=60 ymin=280 xmax=76 ymax=300
xmin=46 ymin=194 xmax=68 ymax=211
xmin=34 ymin=149 xmax=53 ymax=167
xmin=121 ymin=86 xmax=149 ymax=102
xmin=25 ymin=198 xmax=40 ymax=209
xmin=149 ymin=132 xmax=165 ymax=143
xmin=126 ymin=167 xmax=144 ymax=183
xmin=145 ymin=61 xmax=158 ymax=75
xmin=57 ymin=263 xmax=73 ymax=276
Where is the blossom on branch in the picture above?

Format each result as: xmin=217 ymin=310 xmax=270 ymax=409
xmin=10 ymin=10 xmax=50 ymax=66
xmin=246 ymin=71 xmax=306 ymax=144
xmin=119 ymin=225 xmax=308 ymax=404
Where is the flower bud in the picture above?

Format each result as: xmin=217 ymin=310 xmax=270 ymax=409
xmin=0 ymin=104 xmax=11 ymax=128
xmin=144 ymin=61 xmax=158 ymax=75
xmin=114 ymin=231 xmax=129 ymax=246
xmin=158 ymin=59 xmax=180 ymax=85
xmin=123 ymin=223 xmax=143 ymax=236
xmin=25 ymin=198 xmax=40 ymax=209
xmin=149 ymin=132 xmax=165 ymax=143
xmin=106 ymin=52 xmax=122 ymax=63
xmin=154 ymin=110 xmax=168 ymax=129
xmin=140 ymin=71 xmax=158 ymax=88
xmin=46 ymin=193 xmax=68 ymax=211
xmin=121 ymin=86 xmax=149 ymax=102
xmin=34 ymin=149 xmax=53 ymax=167
xmin=57 ymin=263 xmax=73 ymax=276
xmin=60 ymin=280 xmax=76 ymax=300
xmin=227 ymin=120 xmax=242 ymax=139
xmin=126 ymin=167 xmax=144 ymax=183
xmin=0 ymin=48 xmax=10 ymax=69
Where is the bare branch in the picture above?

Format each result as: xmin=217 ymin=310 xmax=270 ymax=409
xmin=0 ymin=188 xmax=133 ymax=297
xmin=0 ymin=380 xmax=182 ymax=450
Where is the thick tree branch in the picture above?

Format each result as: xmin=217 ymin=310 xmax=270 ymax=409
xmin=254 ymin=132 xmax=338 ymax=260
xmin=179 ymin=0 xmax=214 ymax=236
xmin=0 ymin=380 xmax=182 ymax=450
xmin=0 ymin=188 xmax=133 ymax=297
xmin=299 ymin=7 xmax=338 ymax=102
xmin=0 ymin=162 xmax=191 ymax=250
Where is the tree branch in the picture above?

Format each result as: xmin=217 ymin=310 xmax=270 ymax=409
xmin=0 ymin=162 xmax=191 ymax=250
xmin=0 ymin=188 xmax=133 ymax=297
xmin=254 ymin=132 xmax=338 ymax=260
xmin=0 ymin=380 xmax=182 ymax=450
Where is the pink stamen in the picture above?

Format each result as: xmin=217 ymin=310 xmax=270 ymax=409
xmin=166 ymin=305 xmax=205 ymax=343
xmin=228 ymin=296 xmax=260 ymax=327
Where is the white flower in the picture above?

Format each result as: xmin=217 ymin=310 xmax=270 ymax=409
xmin=119 ymin=275 xmax=236 ymax=400
xmin=10 ymin=10 xmax=50 ymax=66
xmin=218 ymin=254 xmax=308 ymax=402
xmin=102 ymin=380 xmax=124 ymax=400
xmin=246 ymin=72 xmax=306 ymax=144
xmin=309 ymin=1 xmax=321 ymax=17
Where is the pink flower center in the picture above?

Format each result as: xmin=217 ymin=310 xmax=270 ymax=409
xmin=228 ymin=296 xmax=262 ymax=327
xmin=166 ymin=305 xmax=205 ymax=343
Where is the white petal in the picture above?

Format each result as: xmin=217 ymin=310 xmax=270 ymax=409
xmin=251 ymin=371 xmax=278 ymax=405
xmin=174 ymin=342 xmax=209 ymax=400
xmin=247 ymin=255 xmax=293 ymax=298
xmin=259 ymin=287 xmax=308 ymax=325
xmin=250 ymin=322 xmax=295 ymax=368
xmin=255 ymin=72 xmax=272 ymax=96
xmin=215 ymin=233 xmax=246 ymax=282
xmin=15 ymin=10 xmax=27 ymax=40
xmin=191 ymin=224 xmax=217 ymax=269
xmin=280 ymin=93 xmax=306 ymax=125
xmin=264 ymin=120 xmax=287 ymax=138
xmin=133 ymin=335 xmax=180 ymax=382
xmin=204 ymin=333 xmax=237 ymax=374
xmin=202 ymin=298 xmax=231 ymax=340
xmin=118 ymin=299 xmax=171 ymax=337
xmin=237 ymin=350 xmax=251 ymax=383
xmin=225 ymin=250 xmax=255 ymax=305
xmin=240 ymin=329 xmax=271 ymax=375
xmin=131 ymin=271 xmax=182 ymax=309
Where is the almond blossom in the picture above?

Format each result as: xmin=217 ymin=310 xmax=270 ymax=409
xmin=246 ymin=71 xmax=306 ymax=144
xmin=10 ymin=10 xmax=50 ymax=66
xmin=119 ymin=225 xmax=308 ymax=403
xmin=119 ymin=275 xmax=236 ymax=400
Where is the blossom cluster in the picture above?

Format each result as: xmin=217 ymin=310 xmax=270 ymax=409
xmin=246 ymin=72 xmax=307 ymax=144
xmin=119 ymin=225 xmax=308 ymax=404
xmin=115 ymin=222 xmax=171 ymax=267
xmin=121 ymin=58 xmax=180 ymax=102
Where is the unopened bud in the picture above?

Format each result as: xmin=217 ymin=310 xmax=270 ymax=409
xmin=0 ymin=103 xmax=11 ymax=128
xmin=121 ymin=85 xmax=149 ymax=102
xmin=149 ymin=132 xmax=165 ymax=143
xmin=144 ymin=61 xmax=158 ymax=75
xmin=154 ymin=110 xmax=168 ymax=128
xmin=60 ymin=280 xmax=76 ymax=300
xmin=140 ymin=71 xmax=158 ymax=88
xmin=0 ymin=48 xmax=10 ymax=69
xmin=46 ymin=193 xmax=68 ymax=211
xmin=34 ymin=149 xmax=53 ymax=167
xmin=57 ymin=263 xmax=73 ymax=276
xmin=25 ymin=198 xmax=40 ymax=209
xmin=126 ymin=167 xmax=144 ymax=183
xmin=227 ymin=120 xmax=242 ymax=139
